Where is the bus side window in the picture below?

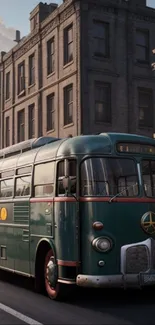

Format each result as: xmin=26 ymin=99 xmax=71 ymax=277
xmin=57 ymin=161 xmax=65 ymax=196
xmin=57 ymin=160 xmax=77 ymax=196
xmin=15 ymin=176 xmax=31 ymax=197
xmin=0 ymin=178 xmax=14 ymax=198
xmin=34 ymin=161 xmax=55 ymax=197
xmin=68 ymin=160 xmax=77 ymax=194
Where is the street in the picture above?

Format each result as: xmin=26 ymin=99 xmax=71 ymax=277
xmin=0 ymin=272 xmax=154 ymax=324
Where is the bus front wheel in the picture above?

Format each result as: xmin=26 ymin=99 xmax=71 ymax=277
xmin=44 ymin=249 xmax=65 ymax=300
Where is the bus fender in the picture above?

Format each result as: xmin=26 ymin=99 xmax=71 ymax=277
xmin=35 ymin=238 xmax=58 ymax=290
xmin=35 ymin=238 xmax=57 ymax=262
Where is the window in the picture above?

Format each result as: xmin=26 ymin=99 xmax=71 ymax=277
xmin=18 ymin=109 xmax=25 ymax=142
xmin=93 ymin=20 xmax=109 ymax=57
xmin=1 ymin=170 xmax=14 ymax=178
xmin=57 ymin=159 xmax=76 ymax=196
xmin=142 ymin=160 xmax=155 ymax=197
xmin=136 ymin=30 xmax=149 ymax=63
xmin=31 ymin=14 xmax=38 ymax=31
xmin=81 ymin=158 xmax=138 ymax=197
xmin=5 ymin=71 xmax=10 ymax=100
xmin=0 ymin=178 xmax=14 ymax=198
xmin=5 ymin=116 xmax=10 ymax=147
xmin=64 ymin=84 xmax=73 ymax=126
xmin=138 ymin=88 xmax=153 ymax=127
xmin=29 ymin=53 xmax=35 ymax=85
xmin=17 ymin=166 xmax=32 ymax=175
xmin=28 ymin=104 xmax=35 ymax=138
xmin=47 ymin=38 xmax=55 ymax=75
xmin=47 ymin=94 xmax=55 ymax=131
xmin=64 ymin=24 xmax=73 ymax=65
xmin=18 ymin=62 xmax=25 ymax=95
xmin=15 ymin=176 xmax=31 ymax=196
xmin=34 ymin=161 xmax=55 ymax=197
xmin=95 ymin=82 xmax=111 ymax=123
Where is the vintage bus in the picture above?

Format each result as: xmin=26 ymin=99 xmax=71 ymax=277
xmin=0 ymin=132 xmax=155 ymax=300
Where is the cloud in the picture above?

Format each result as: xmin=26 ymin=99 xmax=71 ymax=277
xmin=0 ymin=18 xmax=16 ymax=53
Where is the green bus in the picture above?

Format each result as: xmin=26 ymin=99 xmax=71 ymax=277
xmin=0 ymin=132 xmax=155 ymax=300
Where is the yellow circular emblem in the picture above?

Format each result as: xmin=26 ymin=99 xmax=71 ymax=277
xmin=1 ymin=208 xmax=7 ymax=221
xmin=141 ymin=211 xmax=155 ymax=235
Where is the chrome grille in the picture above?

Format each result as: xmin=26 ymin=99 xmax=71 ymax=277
xmin=151 ymin=239 xmax=155 ymax=270
xmin=126 ymin=245 xmax=149 ymax=274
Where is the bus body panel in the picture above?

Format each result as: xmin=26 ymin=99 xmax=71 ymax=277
xmin=80 ymin=201 xmax=155 ymax=276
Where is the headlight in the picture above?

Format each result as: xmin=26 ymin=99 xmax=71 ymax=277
xmin=92 ymin=237 xmax=112 ymax=252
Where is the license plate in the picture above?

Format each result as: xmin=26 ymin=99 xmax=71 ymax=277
xmin=140 ymin=273 xmax=155 ymax=286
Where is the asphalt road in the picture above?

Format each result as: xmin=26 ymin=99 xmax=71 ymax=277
xmin=0 ymin=272 xmax=154 ymax=324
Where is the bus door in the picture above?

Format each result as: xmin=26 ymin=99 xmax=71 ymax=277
xmin=14 ymin=170 xmax=31 ymax=275
xmin=54 ymin=159 xmax=79 ymax=278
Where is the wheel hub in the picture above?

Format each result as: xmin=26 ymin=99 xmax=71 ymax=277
xmin=46 ymin=257 xmax=57 ymax=288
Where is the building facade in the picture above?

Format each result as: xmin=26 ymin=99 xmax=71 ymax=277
xmin=0 ymin=0 xmax=155 ymax=148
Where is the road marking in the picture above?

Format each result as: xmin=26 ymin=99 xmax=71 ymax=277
xmin=0 ymin=302 xmax=43 ymax=325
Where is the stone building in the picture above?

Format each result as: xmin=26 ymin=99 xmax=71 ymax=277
xmin=0 ymin=0 xmax=155 ymax=148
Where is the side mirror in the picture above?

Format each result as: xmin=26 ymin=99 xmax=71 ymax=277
xmin=62 ymin=176 xmax=71 ymax=194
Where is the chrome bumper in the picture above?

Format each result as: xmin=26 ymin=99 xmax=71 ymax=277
xmin=76 ymin=273 xmax=154 ymax=288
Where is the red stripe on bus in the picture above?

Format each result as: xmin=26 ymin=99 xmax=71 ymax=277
xmin=57 ymin=260 xmax=80 ymax=267
xmin=30 ymin=198 xmax=54 ymax=203
xmin=79 ymin=197 xmax=155 ymax=203
xmin=54 ymin=197 xmax=76 ymax=202
xmin=30 ymin=197 xmax=155 ymax=203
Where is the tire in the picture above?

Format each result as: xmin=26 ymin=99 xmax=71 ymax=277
xmin=44 ymin=249 xmax=69 ymax=301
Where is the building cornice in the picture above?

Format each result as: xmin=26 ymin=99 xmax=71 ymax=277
xmin=2 ymin=0 xmax=75 ymax=68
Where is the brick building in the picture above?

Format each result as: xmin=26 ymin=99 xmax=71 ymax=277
xmin=0 ymin=0 xmax=155 ymax=148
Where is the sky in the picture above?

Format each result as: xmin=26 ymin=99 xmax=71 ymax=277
xmin=0 ymin=0 xmax=154 ymax=52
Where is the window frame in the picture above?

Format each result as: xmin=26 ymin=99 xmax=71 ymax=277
xmin=17 ymin=109 xmax=25 ymax=142
xmin=47 ymin=37 xmax=55 ymax=75
xmin=94 ymin=82 xmax=111 ymax=123
xmin=5 ymin=71 xmax=10 ymax=100
xmin=29 ymin=53 xmax=35 ymax=86
xmin=138 ymin=87 xmax=153 ymax=128
xmin=18 ymin=61 xmax=25 ymax=95
xmin=136 ymin=29 xmax=149 ymax=64
xmin=56 ymin=158 xmax=77 ymax=196
xmin=0 ymin=177 xmax=14 ymax=199
xmin=28 ymin=103 xmax=35 ymax=138
xmin=33 ymin=161 xmax=55 ymax=198
xmin=93 ymin=20 xmax=110 ymax=58
xmin=64 ymin=24 xmax=73 ymax=65
xmin=5 ymin=116 xmax=10 ymax=147
xmin=46 ymin=93 xmax=55 ymax=131
xmin=64 ymin=84 xmax=73 ymax=126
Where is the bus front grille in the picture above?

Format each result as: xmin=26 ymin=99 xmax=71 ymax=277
xmin=126 ymin=245 xmax=149 ymax=274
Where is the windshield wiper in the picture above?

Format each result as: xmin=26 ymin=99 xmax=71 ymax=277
xmin=109 ymin=183 xmax=138 ymax=203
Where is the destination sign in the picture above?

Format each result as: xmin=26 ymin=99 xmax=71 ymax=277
xmin=117 ymin=143 xmax=155 ymax=154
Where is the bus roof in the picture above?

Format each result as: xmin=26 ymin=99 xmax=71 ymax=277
xmin=0 ymin=133 xmax=154 ymax=170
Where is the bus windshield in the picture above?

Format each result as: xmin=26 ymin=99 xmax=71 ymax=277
xmin=81 ymin=157 xmax=138 ymax=197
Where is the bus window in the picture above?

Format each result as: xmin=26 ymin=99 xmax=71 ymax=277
xmin=81 ymin=158 xmax=138 ymax=197
xmin=15 ymin=176 xmax=31 ymax=197
xmin=57 ymin=161 xmax=65 ymax=195
xmin=34 ymin=161 xmax=54 ymax=197
xmin=17 ymin=166 xmax=32 ymax=175
xmin=0 ymin=178 xmax=14 ymax=198
xmin=142 ymin=160 xmax=155 ymax=197
xmin=1 ymin=170 xmax=14 ymax=178
xmin=57 ymin=160 xmax=77 ymax=196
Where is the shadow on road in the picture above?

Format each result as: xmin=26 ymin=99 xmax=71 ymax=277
xmin=0 ymin=269 xmax=154 ymax=306
xmin=0 ymin=271 xmax=155 ymax=324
